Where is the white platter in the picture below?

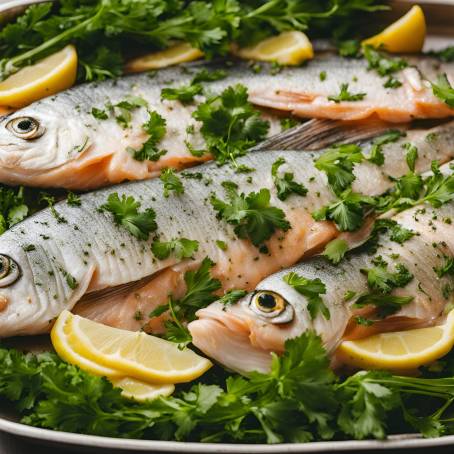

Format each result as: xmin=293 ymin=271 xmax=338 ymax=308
xmin=0 ymin=0 xmax=454 ymax=452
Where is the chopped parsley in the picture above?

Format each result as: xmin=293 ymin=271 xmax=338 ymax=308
xmin=40 ymin=194 xmax=66 ymax=224
xmin=191 ymin=69 xmax=227 ymax=84
xmin=151 ymin=238 xmax=199 ymax=260
xmin=362 ymin=45 xmax=407 ymax=88
xmin=328 ymin=83 xmax=366 ymax=103
xmin=219 ymin=289 xmax=247 ymax=305
xmin=367 ymin=130 xmax=405 ymax=166
xmin=192 ymin=84 xmax=269 ymax=170
xmin=434 ymin=256 xmax=454 ymax=278
xmin=100 ymin=193 xmax=157 ymax=240
xmin=280 ymin=117 xmax=300 ymax=131
xmin=428 ymin=45 xmax=454 ymax=62
xmin=337 ymin=39 xmax=361 ymax=58
xmin=91 ymin=107 xmax=108 ymax=120
xmin=161 ymin=83 xmax=203 ymax=104
xmin=130 ymin=110 xmax=167 ymax=162
xmin=323 ymin=238 xmax=349 ymax=264
xmin=312 ymin=190 xmax=376 ymax=232
xmin=160 ymin=169 xmax=184 ymax=197
xmin=107 ymin=96 xmax=148 ymax=129
xmin=315 ymin=144 xmax=364 ymax=196
xmin=0 ymin=186 xmax=29 ymax=234
xmin=431 ymin=74 xmax=454 ymax=108
xmin=211 ymin=183 xmax=290 ymax=248
xmin=284 ymin=271 xmax=329 ymax=320
xmin=66 ymin=192 xmax=81 ymax=207
xmin=216 ymin=240 xmax=227 ymax=250
xmin=373 ymin=219 xmax=414 ymax=245
xmin=271 ymin=157 xmax=308 ymax=201
xmin=159 ymin=257 xmax=222 ymax=344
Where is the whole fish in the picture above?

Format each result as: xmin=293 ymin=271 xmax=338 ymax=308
xmin=189 ymin=195 xmax=454 ymax=374
xmin=0 ymin=122 xmax=453 ymax=338
xmin=0 ymin=55 xmax=452 ymax=190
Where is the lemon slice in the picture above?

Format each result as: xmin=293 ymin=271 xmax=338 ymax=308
xmin=125 ymin=42 xmax=203 ymax=73
xmin=0 ymin=45 xmax=78 ymax=108
xmin=51 ymin=310 xmax=123 ymax=378
xmin=233 ymin=31 xmax=313 ymax=65
xmin=64 ymin=311 xmax=212 ymax=383
xmin=338 ymin=310 xmax=454 ymax=370
xmin=362 ymin=5 xmax=426 ymax=53
xmin=110 ymin=377 xmax=175 ymax=402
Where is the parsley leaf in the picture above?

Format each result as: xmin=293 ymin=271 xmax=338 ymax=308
xmin=271 ymin=157 xmax=308 ymax=201
xmin=315 ymin=144 xmax=364 ymax=196
xmin=312 ymin=190 xmax=376 ymax=232
xmin=362 ymin=260 xmax=413 ymax=294
xmin=191 ymin=68 xmax=227 ymax=84
xmin=323 ymin=238 xmax=349 ymax=264
xmin=101 ymin=193 xmax=157 ymax=240
xmin=367 ymin=130 xmax=405 ymax=166
xmin=362 ymin=45 xmax=407 ymax=88
xmin=40 ymin=193 xmax=66 ymax=224
xmin=66 ymin=192 xmax=81 ymax=207
xmin=431 ymin=74 xmax=454 ymax=108
xmin=218 ymin=289 xmax=247 ymax=305
xmin=161 ymin=83 xmax=203 ymax=104
xmin=434 ymin=256 xmax=454 ymax=278
xmin=193 ymin=84 xmax=269 ymax=169
xmin=130 ymin=110 xmax=167 ymax=162
xmin=91 ymin=107 xmax=108 ymax=120
xmin=373 ymin=219 xmax=414 ymax=245
xmin=284 ymin=271 xmax=330 ymax=320
xmin=0 ymin=185 xmax=29 ymax=233
xmin=160 ymin=168 xmax=184 ymax=197
xmin=337 ymin=39 xmax=361 ymax=58
xmin=328 ymin=83 xmax=366 ymax=103
xmin=428 ymin=46 xmax=454 ymax=62
xmin=151 ymin=238 xmax=199 ymax=260
xmin=211 ymin=183 xmax=290 ymax=248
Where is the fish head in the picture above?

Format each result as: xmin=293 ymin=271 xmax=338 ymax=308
xmin=189 ymin=272 xmax=314 ymax=374
xmin=0 ymin=234 xmax=92 ymax=337
xmin=0 ymin=105 xmax=92 ymax=177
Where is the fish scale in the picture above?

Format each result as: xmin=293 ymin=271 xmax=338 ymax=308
xmin=0 ymin=122 xmax=454 ymax=337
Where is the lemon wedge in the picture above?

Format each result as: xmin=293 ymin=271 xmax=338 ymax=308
xmin=125 ymin=42 xmax=204 ymax=73
xmin=60 ymin=311 xmax=212 ymax=383
xmin=110 ymin=377 xmax=175 ymax=402
xmin=51 ymin=310 xmax=123 ymax=378
xmin=338 ymin=310 xmax=454 ymax=370
xmin=0 ymin=45 xmax=78 ymax=108
xmin=233 ymin=31 xmax=313 ymax=65
xmin=362 ymin=5 xmax=426 ymax=53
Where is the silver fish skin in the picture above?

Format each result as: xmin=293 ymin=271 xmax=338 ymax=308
xmin=0 ymin=55 xmax=452 ymax=190
xmin=190 ymin=197 xmax=454 ymax=374
xmin=1 ymin=122 xmax=454 ymax=338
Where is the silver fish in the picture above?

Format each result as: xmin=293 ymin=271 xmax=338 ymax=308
xmin=0 ymin=55 xmax=452 ymax=189
xmin=190 ymin=186 xmax=454 ymax=374
xmin=0 ymin=121 xmax=454 ymax=338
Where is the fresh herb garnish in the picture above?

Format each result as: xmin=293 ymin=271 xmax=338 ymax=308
xmin=323 ymin=238 xmax=349 ymax=264
xmin=434 ymin=256 xmax=454 ymax=278
xmin=315 ymin=144 xmax=364 ymax=196
xmin=428 ymin=46 xmax=454 ymax=62
xmin=284 ymin=271 xmax=329 ymax=320
xmin=161 ymin=84 xmax=203 ymax=104
xmin=193 ymin=84 xmax=269 ymax=169
xmin=362 ymin=45 xmax=407 ymax=88
xmin=328 ymin=83 xmax=366 ymax=103
xmin=160 ymin=169 xmax=184 ymax=198
xmin=280 ymin=117 xmax=300 ymax=131
xmin=107 ymin=96 xmax=148 ymax=129
xmin=100 ymin=193 xmax=157 ymax=240
xmin=130 ymin=110 xmax=167 ymax=162
xmin=219 ymin=289 xmax=247 ymax=305
xmin=373 ymin=219 xmax=414 ymax=245
xmin=0 ymin=186 xmax=29 ymax=233
xmin=431 ymin=74 xmax=454 ymax=108
xmin=367 ymin=130 xmax=405 ymax=166
xmin=191 ymin=68 xmax=227 ymax=84
xmin=362 ymin=259 xmax=413 ymax=294
xmin=91 ymin=107 xmax=108 ymax=120
xmin=151 ymin=238 xmax=199 ymax=260
xmin=271 ymin=157 xmax=308 ymax=201
xmin=337 ymin=39 xmax=361 ymax=58
xmin=211 ymin=182 xmax=290 ymax=248
xmin=66 ymin=192 xmax=81 ymax=207
xmin=40 ymin=194 xmax=66 ymax=224
xmin=312 ymin=190 xmax=376 ymax=232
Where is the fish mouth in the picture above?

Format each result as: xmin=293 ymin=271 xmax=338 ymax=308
xmin=188 ymin=306 xmax=274 ymax=374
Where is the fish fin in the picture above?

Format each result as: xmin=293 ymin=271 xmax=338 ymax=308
xmin=256 ymin=118 xmax=408 ymax=151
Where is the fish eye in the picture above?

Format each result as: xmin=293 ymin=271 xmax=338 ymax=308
xmin=6 ymin=117 xmax=44 ymax=140
xmin=249 ymin=291 xmax=294 ymax=324
xmin=0 ymin=254 xmax=21 ymax=287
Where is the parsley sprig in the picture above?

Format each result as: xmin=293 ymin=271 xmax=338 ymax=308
xmin=271 ymin=157 xmax=308 ymax=201
xmin=193 ymin=84 xmax=269 ymax=170
xmin=328 ymin=83 xmax=366 ymax=103
xmin=101 ymin=193 xmax=157 ymax=240
xmin=211 ymin=182 xmax=290 ymax=248
xmin=284 ymin=272 xmax=330 ymax=320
